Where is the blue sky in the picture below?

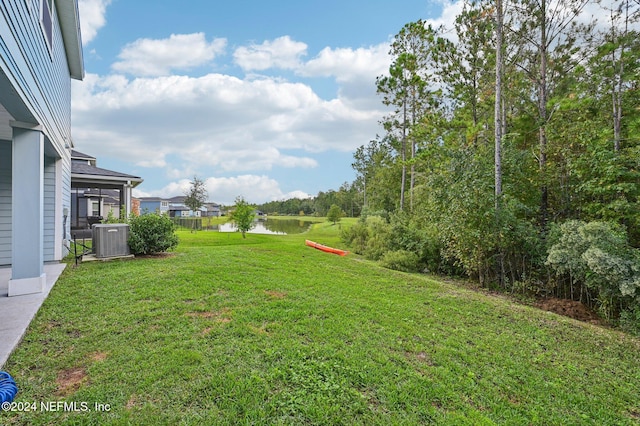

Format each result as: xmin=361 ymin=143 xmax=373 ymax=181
xmin=73 ymin=0 xmax=461 ymax=205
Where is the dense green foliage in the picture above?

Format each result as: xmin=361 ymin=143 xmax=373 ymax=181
xmin=546 ymin=221 xmax=640 ymax=320
xmin=256 ymin=183 xmax=362 ymax=218
xmin=342 ymin=1 xmax=640 ymax=324
xmin=128 ymin=212 xmax=179 ymax=255
xmin=4 ymin=228 xmax=640 ymax=424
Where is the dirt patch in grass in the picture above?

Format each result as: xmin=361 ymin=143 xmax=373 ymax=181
xmin=535 ymin=298 xmax=602 ymax=324
xmin=56 ymin=367 xmax=88 ymax=396
xmin=186 ymin=307 xmax=232 ymax=323
xmin=90 ymin=352 xmax=108 ymax=362
xmin=45 ymin=320 xmax=62 ymax=330
xmin=248 ymin=322 xmax=274 ymax=335
xmin=265 ymin=290 xmax=287 ymax=299
xmin=628 ymin=408 xmax=640 ymax=420
xmin=126 ymin=394 xmax=139 ymax=410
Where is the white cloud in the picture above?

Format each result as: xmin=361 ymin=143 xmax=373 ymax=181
xmin=423 ymin=0 xmax=465 ymax=35
xmin=147 ymin=175 xmax=291 ymax=205
xmin=71 ymin=71 xmax=383 ymax=176
xmin=301 ymin=44 xmax=391 ymax=83
xmin=78 ymin=0 xmax=111 ymax=45
xmin=72 ymin=34 xmax=393 ymax=200
xmin=112 ymin=33 xmax=227 ymax=76
xmin=281 ymin=190 xmax=312 ymax=200
xmin=234 ymin=36 xmax=308 ymax=71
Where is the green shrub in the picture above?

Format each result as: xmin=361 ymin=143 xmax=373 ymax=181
xmin=363 ymin=216 xmax=391 ymax=260
xmin=546 ymin=220 xmax=640 ymax=319
xmin=619 ymin=305 xmax=640 ymax=337
xmin=128 ymin=213 xmax=179 ymax=255
xmin=380 ymin=250 xmax=423 ymax=273
xmin=340 ymin=221 xmax=369 ymax=254
xmin=388 ymin=214 xmax=442 ymax=274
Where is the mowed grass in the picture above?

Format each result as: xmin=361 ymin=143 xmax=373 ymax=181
xmin=2 ymin=219 xmax=640 ymax=425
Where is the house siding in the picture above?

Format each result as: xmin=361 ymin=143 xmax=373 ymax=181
xmin=0 ymin=0 xmax=78 ymax=269
xmin=0 ymin=0 xmax=73 ymax=149
xmin=61 ymin=153 xmax=70 ymax=257
xmin=43 ymin=155 xmax=55 ymax=261
xmin=0 ymin=140 xmax=11 ymax=266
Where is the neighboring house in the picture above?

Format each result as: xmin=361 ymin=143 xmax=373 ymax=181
xmin=0 ymin=0 xmax=84 ymax=296
xmin=203 ymin=203 xmax=221 ymax=217
xmin=138 ymin=197 xmax=170 ymax=215
xmin=169 ymin=206 xmax=194 ymax=218
xmin=70 ymin=150 xmax=142 ymax=235
xmin=138 ymin=196 xmax=221 ymax=218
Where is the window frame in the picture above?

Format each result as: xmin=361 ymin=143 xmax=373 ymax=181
xmin=39 ymin=0 xmax=54 ymax=54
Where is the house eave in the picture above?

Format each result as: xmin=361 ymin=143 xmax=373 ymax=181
xmin=56 ymin=0 xmax=84 ymax=80
xmin=71 ymin=173 xmax=143 ymax=188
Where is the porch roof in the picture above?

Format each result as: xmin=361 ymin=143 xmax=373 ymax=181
xmin=71 ymin=161 xmax=143 ymax=189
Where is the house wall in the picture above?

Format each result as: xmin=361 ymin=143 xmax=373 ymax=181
xmin=0 ymin=0 xmax=77 ymax=269
xmin=43 ymin=155 xmax=56 ymax=261
xmin=0 ymin=0 xmax=74 ymax=149
xmin=140 ymin=201 xmax=164 ymax=215
xmin=0 ymin=140 xmax=11 ymax=266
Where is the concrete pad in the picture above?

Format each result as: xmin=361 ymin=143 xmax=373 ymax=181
xmin=0 ymin=263 xmax=66 ymax=368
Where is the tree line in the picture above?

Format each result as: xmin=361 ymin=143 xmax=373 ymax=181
xmin=342 ymin=0 xmax=640 ymax=329
xmin=256 ymin=182 xmax=363 ymax=218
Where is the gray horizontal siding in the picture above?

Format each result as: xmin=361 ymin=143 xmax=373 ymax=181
xmin=1 ymin=1 xmax=76 ymax=264
xmin=43 ymin=155 xmax=55 ymax=261
xmin=0 ymin=141 xmax=11 ymax=265
xmin=0 ymin=0 xmax=73 ymax=153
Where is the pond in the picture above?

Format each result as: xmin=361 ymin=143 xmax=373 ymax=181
xmin=217 ymin=218 xmax=312 ymax=235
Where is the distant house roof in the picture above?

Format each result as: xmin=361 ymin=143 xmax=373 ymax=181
xmin=138 ymin=197 xmax=168 ymax=202
xmin=71 ymin=150 xmax=95 ymax=162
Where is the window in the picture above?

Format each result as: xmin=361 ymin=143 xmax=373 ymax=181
xmin=40 ymin=0 xmax=53 ymax=51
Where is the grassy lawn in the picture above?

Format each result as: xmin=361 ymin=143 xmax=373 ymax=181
xmin=2 ymin=220 xmax=640 ymax=425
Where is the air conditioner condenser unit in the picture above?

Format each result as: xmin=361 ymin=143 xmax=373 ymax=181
xmin=92 ymin=224 xmax=131 ymax=258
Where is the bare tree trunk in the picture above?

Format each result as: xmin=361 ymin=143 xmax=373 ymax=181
xmin=400 ymin=98 xmax=407 ymax=211
xmin=495 ymin=0 xmax=505 ymax=288
xmin=612 ymin=0 xmax=629 ymax=152
xmin=495 ymin=0 xmax=503 ymax=207
xmin=538 ymin=0 xmax=549 ymax=230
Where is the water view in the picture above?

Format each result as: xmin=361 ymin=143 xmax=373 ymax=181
xmin=217 ymin=219 xmax=312 ymax=235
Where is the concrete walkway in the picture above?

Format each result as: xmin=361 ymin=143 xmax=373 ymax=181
xmin=0 ymin=264 xmax=66 ymax=368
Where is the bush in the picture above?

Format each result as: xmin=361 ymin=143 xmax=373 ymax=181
xmin=380 ymin=250 xmax=423 ymax=273
xmin=619 ymin=306 xmax=640 ymax=337
xmin=128 ymin=213 xmax=179 ymax=255
xmin=546 ymin=220 xmax=640 ymax=319
xmin=340 ymin=220 xmax=369 ymax=255
xmin=363 ymin=216 xmax=391 ymax=260
xmin=388 ymin=214 xmax=442 ymax=274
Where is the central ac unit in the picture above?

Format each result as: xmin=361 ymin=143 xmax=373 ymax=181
xmin=92 ymin=224 xmax=130 ymax=258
